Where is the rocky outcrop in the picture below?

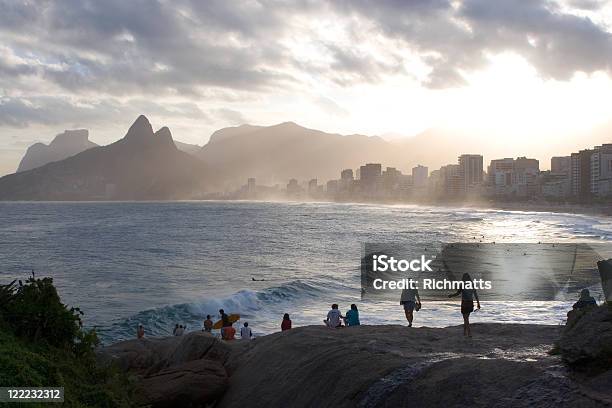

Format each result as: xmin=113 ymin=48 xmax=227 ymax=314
xmin=101 ymin=323 xmax=612 ymax=408
xmin=99 ymin=331 xmax=230 ymax=407
xmin=17 ymin=129 xmax=97 ymax=173
xmin=557 ymin=304 xmax=612 ymax=370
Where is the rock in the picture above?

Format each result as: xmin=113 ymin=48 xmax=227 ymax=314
xmin=136 ymin=359 xmax=228 ymax=408
xmin=217 ymin=324 xmax=568 ymax=408
xmin=99 ymin=331 xmax=231 ymax=406
xmin=557 ymin=304 xmax=612 ymax=370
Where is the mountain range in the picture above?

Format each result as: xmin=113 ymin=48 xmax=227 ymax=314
xmin=0 ymin=116 xmax=211 ymax=200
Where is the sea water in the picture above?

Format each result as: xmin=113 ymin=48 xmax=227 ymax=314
xmin=0 ymin=201 xmax=610 ymax=344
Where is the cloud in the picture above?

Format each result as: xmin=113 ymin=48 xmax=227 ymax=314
xmin=0 ymin=0 xmax=611 ymax=131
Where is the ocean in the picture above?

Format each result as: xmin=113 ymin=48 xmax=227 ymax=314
xmin=0 ymin=201 xmax=610 ymax=344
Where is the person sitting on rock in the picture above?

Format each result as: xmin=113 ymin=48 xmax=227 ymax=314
xmin=137 ymin=324 xmax=145 ymax=339
xmin=203 ymin=315 xmax=213 ymax=332
xmin=345 ymin=304 xmax=360 ymax=326
xmin=281 ymin=313 xmax=292 ymax=331
xmin=222 ymin=324 xmax=236 ymax=340
xmin=324 ymin=304 xmax=344 ymax=328
xmin=240 ymin=322 xmax=253 ymax=340
xmin=572 ymin=288 xmax=597 ymax=310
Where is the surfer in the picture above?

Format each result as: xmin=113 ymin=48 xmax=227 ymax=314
xmin=219 ymin=309 xmax=231 ymax=338
xmin=324 ymin=304 xmax=344 ymax=328
xmin=281 ymin=313 xmax=292 ymax=331
xmin=203 ymin=315 xmax=213 ymax=332
xmin=137 ymin=324 xmax=145 ymax=339
xmin=400 ymin=287 xmax=421 ymax=327
xmin=240 ymin=322 xmax=253 ymax=340
xmin=448 ymin=273 xmax=481 ymax=337
xmin=345 ymin=304 xmax=360 ymax=326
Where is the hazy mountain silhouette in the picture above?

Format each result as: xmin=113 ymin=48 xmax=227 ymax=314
xmin=197 ymin=122 xmax=404 ymax=186
xmin=17 ymin=129 xmax=98 ymax=173
xmin=174 ymin=141 xmax=201 ymax=155
xmin=0 ymin=116 xmax=211 ymax=200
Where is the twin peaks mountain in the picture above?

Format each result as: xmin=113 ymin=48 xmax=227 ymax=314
xmin=0 ymin=116 xmax=210 ymax=200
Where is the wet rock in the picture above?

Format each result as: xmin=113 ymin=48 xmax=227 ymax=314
xmin=557 ymin=304 xmax=612 ymax=370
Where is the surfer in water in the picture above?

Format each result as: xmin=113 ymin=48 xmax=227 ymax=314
xmin=448 ymin=273 xmax=481 ymax=337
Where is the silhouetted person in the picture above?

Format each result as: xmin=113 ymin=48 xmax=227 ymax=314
xmin=572 ymin=288 xmax=596 ymax=310
xmin=240 ymin=322 xmax=253 ymax=340
xmin=345 ymin=304 xmax=360 ymax=326
xmin=324 ymin=304 xmax=344 ymax=328
xmin=449 ymin=273 xmax=481 ymax=337
xmin=203 ymin=315 xmax=213 ymax=332
xmin=400 ymin=287 xmax=421 ymax=327
xmin=281 ymin=313 xmax=292 ymax=331
xmin=173 ymin=323 xmax=179 ymax=335
xmin=137 ymin=324 xmax=145 ymax=339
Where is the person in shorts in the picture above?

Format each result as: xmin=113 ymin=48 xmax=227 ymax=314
xmin=400 ymin=287 xmax=421 ymax=327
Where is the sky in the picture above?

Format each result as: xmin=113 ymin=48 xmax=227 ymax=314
xmin=1 ymin=0 xmax=612 ymax=176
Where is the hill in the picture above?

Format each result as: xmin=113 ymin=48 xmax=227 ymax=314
xmin=0 ymin=116 xmax=211 ymax=200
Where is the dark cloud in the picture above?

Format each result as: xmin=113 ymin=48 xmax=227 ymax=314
xmin=0 ymin=0 xmax=611 ymax=126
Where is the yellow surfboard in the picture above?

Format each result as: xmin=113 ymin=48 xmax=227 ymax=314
xmin=212 ymin=313 xmax=240 ymax=330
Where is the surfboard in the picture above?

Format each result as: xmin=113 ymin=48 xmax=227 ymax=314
xmin=212 ymin=314 xmax=240 ymax=330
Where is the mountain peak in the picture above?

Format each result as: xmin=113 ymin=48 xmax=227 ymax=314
xmin=155 ymin=126 xmax=177 ymax=149
xmin=125 ymin=115 xmax=154 ymax=142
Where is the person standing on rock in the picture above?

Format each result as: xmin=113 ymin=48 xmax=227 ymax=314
xmin=173 ymin=323 xmax=179 ymax=335
xmin=281 ymin=313 xmax=292 ymax=331
xmin=203 ymin=315 xmax=213 ymax=332
xmin=219 ymin=309 xmax=231 ymax=338
xmin=137 ymin=324 xmax=145 ymax=339
xmin=400 ymin=287 xmax=421 ymax=327
xmin=449 ymin=273 xmax=481 ymax=337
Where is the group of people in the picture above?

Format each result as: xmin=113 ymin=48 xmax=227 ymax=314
xmin=323 ymin=303 xmax=360 ymax=328
xmin=136 ymin=277 xmax=596 ymax=340
xmin=401 ymin=272 xmax=481 ymax=337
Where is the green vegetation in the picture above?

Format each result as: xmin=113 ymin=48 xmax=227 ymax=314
xmin=0 ymin=276 xmax=135 ymax=407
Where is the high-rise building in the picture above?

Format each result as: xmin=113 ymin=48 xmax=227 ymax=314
xmin=247 ymin=178 xmax=256 ymax=194
xmin=359 ymin=163 xmax=382 ymax=191
xmin=551 ymin=156 xmax=570 ymax=174
xmin=340 ymin=169 xmax=354 ymax=181
xmin=440 ymin=164 xmax=462 ymax=195
xmin=570 ymin=149 xmax=594 ymax=200
xmin=308 ymin=178 xmax=318 ymax=194
xmin=487 ymin=157 xmax=539 ymax=197
xmin=458 ymin=154 xmax=483 ymax=191
xmin=590 ymin=144 xmax=612 ymax=197
xmin=287 ymin=178 xmax=300 ymax=195
xmin=412 ymin=165 xmax=428 ymax=188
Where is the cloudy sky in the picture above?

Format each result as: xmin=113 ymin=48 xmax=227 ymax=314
xmin=1 ymin=0 xmax=612 ymax=175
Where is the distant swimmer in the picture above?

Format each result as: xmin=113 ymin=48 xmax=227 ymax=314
xmin=137 ymin=324 xmax=145 ymax=339
xmin=324 ymin=304 xmax=344 ymax=328
xmin=240 ymin=322 xmax=253 ymax=340
xmin=281 ymin=313 xmax=292 ymax=331
xmin=448 ymin=273 xmax=481 ymax=337
xmin=203 ymin=315 xmax=213 ymax=332
xmin=345 ymin=304 xmax=360 ymax=327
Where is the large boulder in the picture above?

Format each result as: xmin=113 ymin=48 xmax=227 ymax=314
xmin=136 ymin=359 xmax=228 ymax=408
xmin=557 ymin=304 xmax=612 ymax=370
xmin=99 ymin=331 xmax=231 ymax=406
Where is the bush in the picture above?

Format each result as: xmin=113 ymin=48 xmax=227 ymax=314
xmin=0 ymin=275 xmax=134 ymax=406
